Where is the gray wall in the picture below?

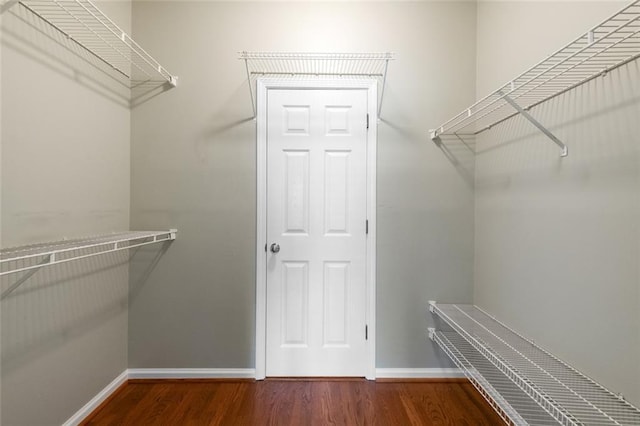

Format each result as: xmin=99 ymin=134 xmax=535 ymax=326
xmin=128 ymin=1 xmax=477 ymax=370
xmin=474 ymin=1 xmax=640 ymax=407
xmin=1 ymin=1 xmax=132 ymax=423
xmin=1 ymin=9 xmax=3 ymax=423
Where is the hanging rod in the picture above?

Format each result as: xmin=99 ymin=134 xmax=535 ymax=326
xmin=0 ymin=230 xmax=177 ymax=277
xmin=5 ymin=0 xmax=178 ymax=88
xmin=431 ymin=0 xmax=640 ymax=157
xmin=239 ymin=51 xmax=394 ymax=118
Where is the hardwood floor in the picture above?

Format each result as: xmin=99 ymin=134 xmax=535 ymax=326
xmin=82 ymin=379 xmax=505 ymax=425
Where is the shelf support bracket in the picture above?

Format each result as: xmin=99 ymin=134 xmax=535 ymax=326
xmin=243 ymin=54 xmax=256 ymax=119
xmin=430 ymin=130 xmax=441 ymax=146
xmin=378 ymin=58 xmax=390 ymax=118
xmin=500 ymin=91 xmax=568 ymax=157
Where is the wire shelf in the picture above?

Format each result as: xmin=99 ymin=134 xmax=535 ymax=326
xmin=6 ymin=0 xmax=177 ymax=88
xmin=430 ymin=303 xmax=640 ymax=426
xmin=239 ymin=51 xmax=394 ymax=118
xmin=433 ymin=330 xmax=559 ymax=425
xmin=431 ymin=0 xmax=640 ymax=151
xmin=0 ymin=230 xmax=177 ymax=277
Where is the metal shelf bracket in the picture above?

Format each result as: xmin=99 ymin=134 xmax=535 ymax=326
xmin=500 ymin=91 xmax=568 ymax=157
xmin=429 ymin=132 xmax=442 ymax=146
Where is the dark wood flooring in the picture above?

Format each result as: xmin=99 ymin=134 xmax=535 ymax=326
xmin=82 ymin=379 xmax=505 ymax=425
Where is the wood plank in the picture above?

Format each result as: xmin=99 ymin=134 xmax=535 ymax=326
xmin=77 ymin=381 xmax=128 ymax=426
xmin=82 ymin=379 xmax=506 ymax=425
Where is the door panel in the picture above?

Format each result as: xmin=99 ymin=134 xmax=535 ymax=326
xmin=283 ymin=151 xmax=310 ymax=235
xmin=323 ymin=261 xmax=350 ymax=347
xmin=266 ymin=89 xmax=368 ymax=377
xmin=282 ymin=261 xmax=308 ymax=347
xmin=324 ymin=151 xmax=350 ymax=235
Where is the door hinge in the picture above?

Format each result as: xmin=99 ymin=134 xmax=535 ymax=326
xmin=264 ymin=243 xmax=267 ymax=252
xmin=365 ymin=325 xmax=368 ymax=340
xmin=366 ymin=220 xmax=369 ymax=234
xmin=366 ymin=113 xmax=369 ymax=129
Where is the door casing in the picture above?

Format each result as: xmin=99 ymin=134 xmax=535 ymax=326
xmin=255 ymin=78 xmax=377 ymax=380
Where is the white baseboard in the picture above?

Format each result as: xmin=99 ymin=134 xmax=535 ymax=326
xmin=127 ymin=368 xmax=256 ymax=380
xmin=63 ymin=370 xmax=128 ymax=426
xmin=375 ymin=368 xmax=464 ymax=379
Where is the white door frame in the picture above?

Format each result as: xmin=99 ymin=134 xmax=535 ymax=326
xmin=255 ymin=78 xmax=377 ymax=380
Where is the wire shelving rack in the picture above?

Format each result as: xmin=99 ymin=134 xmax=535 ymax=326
xmin=3 ymin=0 xmax=177 ymax=88
xmin=429 ymin=302 xmax=640 ymax=425
xmin=0 ymin=230 xmax=177 ymax=277
xmin=239 ymin=51 xmax=394 ymax=118
xmin=430 ymin=0 xmax=640 ymax=157
xmin=433 ymin=330 xmax=559 ymax=425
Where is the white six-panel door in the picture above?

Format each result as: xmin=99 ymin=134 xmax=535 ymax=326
xmin=265 ymin=89 xmax=368 ymax=376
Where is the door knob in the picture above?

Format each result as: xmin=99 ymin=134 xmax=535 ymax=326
xmin=270 ymin=243 xmax=280 ymax=253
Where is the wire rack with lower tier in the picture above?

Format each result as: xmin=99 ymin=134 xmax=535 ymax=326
xmin=429 ymin=302 xmax=640 ymax=425
xmin=432 ymin=330 xmax=560 ymax=425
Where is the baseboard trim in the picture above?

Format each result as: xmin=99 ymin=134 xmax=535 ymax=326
xmin=127 ymin=368 xmax=257 ymax=380
xmin=63 ymin=370 xmax=128 ymax=426
xmin=375 ymin=368 xmax=464 ymax=379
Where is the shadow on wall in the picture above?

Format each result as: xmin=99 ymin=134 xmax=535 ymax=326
xmin=432 ymin=133 xmax=476 ymax=188
xmin=0 ymin=243 xmax=171 ymax=374
xmin=379 ymin=114 xmax=477 ymax=189
xmin=129 ymin=242 xmax=173 ymax=302
xmin=1 ymin=3 xmax=174 ymax=108
xmin=192 ymin=82 xmax=256 ymax=164
xmin=131 ymin=80 xmax=176 ymax=109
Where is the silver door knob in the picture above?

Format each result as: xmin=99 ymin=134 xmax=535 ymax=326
xmin=270 ymin=243 xmax=280 ymax=253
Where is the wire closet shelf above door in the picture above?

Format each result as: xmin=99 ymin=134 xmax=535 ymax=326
xmin=3 ymin=0 xmax=178 ymax=88
xmin=239 ymin=52 xmax=394 ymax=118
xmin=431 ymin=0 xmax=640 ymax=157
